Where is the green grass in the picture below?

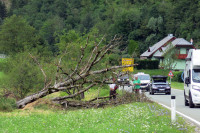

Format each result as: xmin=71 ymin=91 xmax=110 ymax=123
xmin=133 ymin=69 xmax=169 ymax=76
xmin=84 ymin=88 xmax=110 ymax=101
xmin=0 ymin=102 xmax=194 ymax=133
xmin=171 ymin=81 xmax=184 ymax=90
xmin=0 ymin=72 xmax=5 ymax=79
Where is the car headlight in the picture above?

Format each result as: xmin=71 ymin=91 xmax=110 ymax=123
xmin=117 ymin=79 xmax=120 ymax=81
xmin=166 ymin=86 xmax=171 ymax=89
xmin=192 ymin=85 xmax=200 ymax=92
xmin=152 ymin=85 xmax=157 ymax=89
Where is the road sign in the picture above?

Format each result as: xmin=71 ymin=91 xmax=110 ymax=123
xmin=168 ymin=70 xmax=174 ymax=77
xmin=122 ymin=58 xmax=134 ymax=72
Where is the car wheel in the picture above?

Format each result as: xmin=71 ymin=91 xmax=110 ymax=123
xmin=151 ymin=91 xmax=154 ymax=95
xmin=189 ymin=91 xmax=195 ymax=108
xmin=149 ymin=90 xmax=152 ymax=95
xmin=184 ymin=91 xmax=189 ymax=106
xmin=168 ymin=91 xmax=171 ymax=95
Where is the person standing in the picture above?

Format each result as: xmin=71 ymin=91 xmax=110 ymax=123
xmin=133 ymin=76 xmax=141 ymax=93
xmin=109 ymin=78 xmax=118 ymax=100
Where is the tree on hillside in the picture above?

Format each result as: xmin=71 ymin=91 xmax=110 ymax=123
xmin=128 ymin=40 xmax=139 ymax=57
xmin=0 ymin=15 xmax=40 ymax=55
xmin=0 ymin=1 xmax=7 ymax=22
xmin=16 ymin=31 xmax=136 ymax=109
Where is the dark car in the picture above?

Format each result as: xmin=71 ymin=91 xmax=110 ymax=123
xmin=149 ymin=75 xmax=171 ymax=95
xmin=117 ymin=74 xmax=130 ymax=85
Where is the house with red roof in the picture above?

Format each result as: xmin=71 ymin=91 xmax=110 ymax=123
xmin=140 ymin=34 xmax=195 ymax=70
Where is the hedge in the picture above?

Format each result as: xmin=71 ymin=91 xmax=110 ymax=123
xmin=135 ymin=59 xmax=159 ymax=69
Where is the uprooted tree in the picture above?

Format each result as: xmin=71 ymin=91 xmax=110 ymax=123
xmin=16 ymin=34 xmax=136 ymax=109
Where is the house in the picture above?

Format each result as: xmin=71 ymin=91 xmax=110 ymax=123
xmin=140 ymin=34 xmax=195 ymax=70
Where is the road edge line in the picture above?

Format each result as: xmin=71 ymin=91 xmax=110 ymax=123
xmin=157 ymin=102 xmax=200 ymax=126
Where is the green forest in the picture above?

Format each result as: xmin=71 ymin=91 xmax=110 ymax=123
xmin=0 ymin=0 xmax=200 ymax=102
xmin=1 ymin=0 xmax=200 ymax=56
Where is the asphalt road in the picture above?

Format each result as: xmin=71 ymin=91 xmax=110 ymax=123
xmin=120 ymin=85 xmax=200 ymax=124
xmin=145 ymin=88 xmax=200 ymax=124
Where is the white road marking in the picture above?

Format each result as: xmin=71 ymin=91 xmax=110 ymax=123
xmin=157 ymin=102 xmax=200 ymax=126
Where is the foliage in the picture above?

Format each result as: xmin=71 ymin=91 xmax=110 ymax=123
xmin=0 ymin=1 xmax=7 ymax=23
xmin=163 ymin=44 xmax=179 ymax=70
xmin=0 ymin=102 xmax=194 ymax=132
xmin=3 ymin=0 xmax=200 ymax=56
xmin=128 ymin=40 xmax=139 ymax=57
xmin=171 ymin=71 xmax=183 ymax=83
xmin=0 ymin=58 xmax=6 ymax=72
xmin=1 ymin=52 xmax=55 ymax=98
xmin=0 ymin=96 xmax=16 ymax=112
xmin=0 ymin=15 xmax=40 ymax=55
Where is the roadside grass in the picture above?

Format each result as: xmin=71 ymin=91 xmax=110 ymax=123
xmin=171 ymin=81 xmax=184 ymax=90
xmin=133 ymin=69 xmax=169 ymax=76
xmin=0 ymin=102 xmax=194 ymax=133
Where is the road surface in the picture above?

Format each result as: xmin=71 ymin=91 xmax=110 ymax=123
xmin=146 ymin=88 xmax=200 ymax=124
xmin=120 ymin=85 xmax=200 ymax=125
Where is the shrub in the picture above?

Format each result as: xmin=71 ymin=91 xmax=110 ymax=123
xmin=135 ymin=59 xmax=159 ymax=69
xmin=170 ymin=71 xmax=183 ymax=82
xmin=0 ymin=96 xmax=16 ymax=112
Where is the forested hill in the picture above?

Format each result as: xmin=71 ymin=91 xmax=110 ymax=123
xmin=0 ymin=0 xmax=200 ymax=55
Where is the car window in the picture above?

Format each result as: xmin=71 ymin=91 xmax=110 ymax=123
xmin=192 ymin=69 xmax=200 ymax=83
xmin=137 ymin=75 xmax=150 ymax=80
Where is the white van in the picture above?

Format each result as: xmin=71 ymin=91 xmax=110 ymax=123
xmin=184 ymin=49 xmax=200 ymax=108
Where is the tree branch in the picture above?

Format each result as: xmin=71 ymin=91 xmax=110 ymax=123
xmin=29 ymin=53 xmax=47 ymax=89
xmin=52 ymin=83 xmax=96 ymax=101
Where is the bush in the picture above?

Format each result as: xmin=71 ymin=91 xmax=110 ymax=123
xmin=170 ymin=71 xmax=183 ymax=82
xmin=0 ymin=58 xmax=6 ymax=71
xmin=135 ymin=59 xmax=159 ymax=69
xmin=0 ymin=96 xmax=16 ymax=112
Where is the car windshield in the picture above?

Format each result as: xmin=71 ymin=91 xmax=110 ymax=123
xmin=152 ymin=77 xmax=167 ymax=82
xmin=192 ymin=69 xmax=200 ymax=83
xmin=138 ymin=75 xmax=150 ymax=80
xmin=153 ymin=83 xmax=168 ymax=85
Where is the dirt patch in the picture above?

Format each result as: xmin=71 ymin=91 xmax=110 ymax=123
xmin=22 ymin=98 xmax=62 ymax=111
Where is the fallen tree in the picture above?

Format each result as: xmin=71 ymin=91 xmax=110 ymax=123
xmin=16 ymin=35 xmax=137 ymax=108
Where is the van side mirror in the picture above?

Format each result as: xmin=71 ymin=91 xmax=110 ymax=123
xmin=185 ymin=77 xmax=190 ymax=84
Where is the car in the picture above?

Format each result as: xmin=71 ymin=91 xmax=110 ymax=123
xmin=149 ymin=75 xmax=171 ymax=95
xmin=117 ymin=74 xmax=130 ymax=85
xmin=133 ymin=72 xmax=150 ymax=91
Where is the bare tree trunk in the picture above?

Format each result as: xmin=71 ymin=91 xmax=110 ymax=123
xmin=16 ymin=89 xmax=57 ymax=108
xmin=16 ymin=35 xmax=137 ymax=109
